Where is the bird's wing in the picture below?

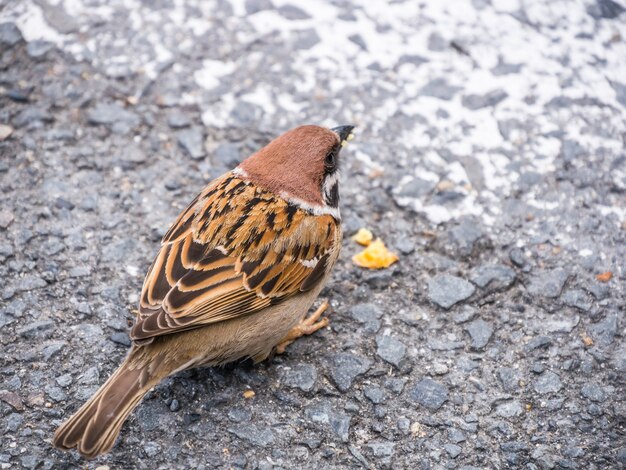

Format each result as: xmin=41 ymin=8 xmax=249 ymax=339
xmin=131 ymin=172 xmax=340 ymax=342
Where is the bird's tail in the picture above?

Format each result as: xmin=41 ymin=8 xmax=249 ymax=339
xmin=53 ymin=352 xmax=157 ymax=459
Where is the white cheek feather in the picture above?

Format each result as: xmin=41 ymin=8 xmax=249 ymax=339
xmin=232 ymin=166 xmax=248 ymax=179
xmin=279 ymin=192 xmax=341 ymax=221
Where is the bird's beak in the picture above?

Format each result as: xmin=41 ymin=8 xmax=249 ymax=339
xmin=331 ymin=125 xmax=356 ymax=147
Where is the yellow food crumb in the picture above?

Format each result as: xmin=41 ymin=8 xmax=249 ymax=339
xmin=581 ymin=333 xmax=594 ymax=347
xmin=352 ymin=238 xmax=399 ymax=269
xmin=243 ymin=390 xmax=255 ymax=399
xmin=352 ymin=228 xmax=374 ymax=246
xmin=595 ymin=271 xmax=613 ymax=282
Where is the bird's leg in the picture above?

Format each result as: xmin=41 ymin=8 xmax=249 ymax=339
xmin=274 ymin=301 xmax=330 ymax=355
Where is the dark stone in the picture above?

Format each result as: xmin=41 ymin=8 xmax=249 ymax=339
xmin=0 ymin=22 xmax=22 ymax=47
xmin=167 ymin=111 xmax=191 ymax=128
xmin=462 ymin=89 xmax=508 ymax=109
xmin=524 ymin=335 xmax=553 ymax=353
xmin=33 ymin=0 xmax=80 ymax=33
xmin=228 ymin=407 xmax=252 ymax=422
xmin=56 ymin=374 xmax=72 ymax=387
xmin=293 ymin=28 xmax=320 ymax=50
xmin=349 ymin=303 xmax=383 ymax=333
xmin=376 ymin=335 xmax=406 ymax=367
xmin=110 ymin=332 xmax=131 ymax=347
xmin=230 ymin=101 xmax=262 ymax=126
xmin=26 ymin=40 xmax=54 ymax=59
xmin=427 ymin=274 xmax=475 ymax=309
xmin=501 ymin=441 xmax=529 ymax=452
xmin=363 ymin=268 xmax=395 ymax=289
xmin=492 ymin=60 xmax=523 ymax=75
xmin=348 ymin=34 xmax=367 ymax=50
xmin=611 ymin=81 xmax=626 ymax=108
xmin=384 ymin=378 xmax=407 ymax=394
xmin=367 ymin=440 xmax=395 ymax=458
xmin=496 ymin=401 xmax=523 ymax=417
xmin=396 ymin=177 xmax=436 ymax=198
xmin=397 ymin=54 xmax=428 ymax=67
xmin=6 ymin=413 xmax=24 ymax=432
xmin=20 ymin=455 xmax=42 ymax=470
xmin=561 ymin=139 xmax=586 ymax=162
xmin=588 ymin=313 xmax=617 ymax=347
xmin=581 ymin=383 xmax=606 ymax=402
xmin=228 ymin=423 xmax=274 ymax=447
xmin=470 ymin=264 xmax=516 ymax=289
xmin=277 ymin=5 xmax=310 ymax=20
xmin=587 ymin=0 xmax=625 ymax=19
xmin=509 ymin=247 xmax=527 ymax=267
xmin=13 ymin=107 xmax=53 ymax=128
xmin=0 ymin=210 xmax=15 ymax=229
xmin=363 ymin=386 xmax=385 ymax=404
xmin=561 ymin=289 xmax=593 ymax=312
xmin=329 ymin=353 xmax=372 ymax=392
xmin=533 ymin=371 xmax=562 ymax=394
xmin=120 ymin=143 xmax=147 ymax=165
xmin=281 ymin=363 xmax=317 ymax=392
xmin=329 ymin=413 xmax=351 ymax=442
xmin=42 ymin=342 xmax=66 ymax=360
xmin=245 ymin=0 xmax=273 ymax=14
xmin=448 ymin=428 xmax=466 ymax=443
xmin=44 ymin=384 xmax=67 ymax=402
xmin=427 ymin=32 xmax=448 ymax=51
xmin=177 ymin=127 xmax=205 ymax=160
xmin=447 ymin=219 xmax=485 ymax=257
xmin=213 ymin=142 xmax=240 ymax=167
xmin=17 ymin=320 xmax=54 ymax=337
xmin=394 ymin=236 xmax=415 ymax=255
xmin=143 ymin=441 xmax=160 ymax=458
xmin=409 ymin=378 xmax=449 ymax=410
xmin=531 ymin=362 xmax=545 ymax=374
xmin=464 ymin=319 xmax=494 ymax=349
xmin=87 ymin=103 xmax=140 ymax=134
xmin=420 ymin=78 xmax=462 ymax=100
xmin=452 ymin=306 xmax=477 ymax=323
xmin=444 ymin=443 xmax=462 ymax=458
xmin=527 ymin=269 xmax=568 ymax=298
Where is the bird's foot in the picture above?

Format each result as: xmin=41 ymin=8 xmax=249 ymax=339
xmin=275 ymin=300 xmax=330 ymax=355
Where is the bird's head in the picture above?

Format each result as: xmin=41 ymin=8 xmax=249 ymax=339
xmin=235 ymin=125 xmax=355 ymax=218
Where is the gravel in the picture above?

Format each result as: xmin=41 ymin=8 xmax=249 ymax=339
xmin=427 ymin=274 xmax=476 ymax=309
xmin=409 ymin=378 xmax=449 ymax=410
xmin=176 ymin=126 xmax=205 ymax=160
xmin=329 ymin=353 xmax=372 ymax=392
xmin=526 ymin=268 xmax=569 ymax=298
xmin=375 ymin=335 xmax=406 ymax=367
xmin=464 ymin=318 xmax=494 ymax=349
xmin=279 ymin=363 xmax=318 ymax=392
xmin=469 ymin=264 xmax=516 ymax=290
xmin=533 ymin=371 xmax=563 ymax=395
xmin=1 ymin=1 xmax=624 ymax=468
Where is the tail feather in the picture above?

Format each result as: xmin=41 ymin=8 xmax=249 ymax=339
xmin=53 ymin=357 xmax=154 ymax=459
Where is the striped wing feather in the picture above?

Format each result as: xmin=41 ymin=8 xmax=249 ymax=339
xmin=131 ymin=173 xmax=338 ymax=342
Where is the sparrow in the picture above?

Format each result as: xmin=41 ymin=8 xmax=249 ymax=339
xmin=53 ymin=124 xmax=355 ymax=459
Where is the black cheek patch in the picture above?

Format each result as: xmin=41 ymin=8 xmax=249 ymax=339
xmin=325 ymin=181 xmax=339 ymax=207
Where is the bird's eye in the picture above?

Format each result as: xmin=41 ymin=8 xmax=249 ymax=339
xmin=325 ymin=150 xmax=337 ymax=172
